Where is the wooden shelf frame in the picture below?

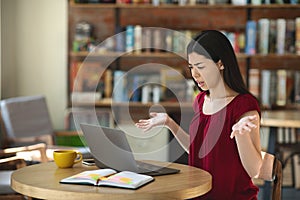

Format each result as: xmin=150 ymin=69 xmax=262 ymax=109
xmin=70 ymin=0 xmax=300 ymax=9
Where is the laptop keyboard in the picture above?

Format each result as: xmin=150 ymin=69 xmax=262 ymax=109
xmin=136 ymin=161 xmax=162 ymax=171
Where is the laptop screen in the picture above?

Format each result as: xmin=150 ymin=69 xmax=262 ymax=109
xmin=80 ymin=123 xmax=139 ymax=171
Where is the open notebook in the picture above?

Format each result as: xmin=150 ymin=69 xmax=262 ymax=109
xmin=60 ymin=168 xmax=154 ymax=189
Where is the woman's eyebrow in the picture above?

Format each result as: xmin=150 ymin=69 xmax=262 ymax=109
xmin=188 ymin=62 xmax=203 ymax=66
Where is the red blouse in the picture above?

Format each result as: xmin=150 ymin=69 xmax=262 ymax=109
xmin=189 ymin=92 xmax=260 ymax=200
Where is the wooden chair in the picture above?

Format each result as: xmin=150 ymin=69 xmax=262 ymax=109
xmin=254 ymin=151 xmax=282 ymax=200
xmin=0 ymin=95 xmax=91 ymax=162
xmin=0 ymin=145 xmax=45 ymax=200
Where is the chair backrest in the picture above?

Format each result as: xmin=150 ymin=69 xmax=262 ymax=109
xmin=255 ymin=151 xmax=282 ymax=200
xmin=0 ymin=95 xmax=54 ymax=146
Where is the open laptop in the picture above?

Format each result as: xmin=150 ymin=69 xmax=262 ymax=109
xmin=80 ymin=123 xmax=180 ymax=176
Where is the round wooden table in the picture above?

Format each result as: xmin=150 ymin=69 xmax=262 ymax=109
xmin=11 ymin=160 xmax=212 ymax=200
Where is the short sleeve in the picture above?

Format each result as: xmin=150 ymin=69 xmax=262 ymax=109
xmin=232 ymin=94 xmax=261 ymax=122
xmin=192 ymin=92 xmax=206 ymax=113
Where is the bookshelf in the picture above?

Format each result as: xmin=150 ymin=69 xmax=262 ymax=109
xmin=67 ymin=1 xmax=300 ymax=134
xmin=68 ymin=1 xmax=300 ymax=103
xmin=68 ymin=2 xmax=300 ymax=196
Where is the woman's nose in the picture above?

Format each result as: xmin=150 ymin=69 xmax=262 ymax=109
xmin=191 ymin=67 xmax=200 ymax=78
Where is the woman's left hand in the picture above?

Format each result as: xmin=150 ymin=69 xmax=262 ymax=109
xmin=230 ymin=115 xmax=258 ymax=139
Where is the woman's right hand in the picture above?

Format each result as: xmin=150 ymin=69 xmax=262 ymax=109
xmin=135 ymin=112 xmax=169 ymax=132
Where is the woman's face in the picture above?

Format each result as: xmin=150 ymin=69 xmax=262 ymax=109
xmin=188 ymin=52 xmax=223 ymax=91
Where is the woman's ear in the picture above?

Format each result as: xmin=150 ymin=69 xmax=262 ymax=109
xmin=217 ymin=60 xmax=224 ymax=70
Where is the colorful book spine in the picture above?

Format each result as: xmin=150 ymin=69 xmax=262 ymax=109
xmin=245 ymin=21 xmax=257 ymax=55
xmin=126 ymin=25 xmax=134 ymax=52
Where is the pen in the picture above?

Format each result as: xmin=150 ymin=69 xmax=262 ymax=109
xmin=96 ymin=176 xmax=106 ymax=185
xmin=95 ymin=173 xmax=116 ymax=185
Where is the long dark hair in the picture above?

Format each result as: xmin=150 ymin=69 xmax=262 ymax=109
xmin=187 ymin=30 xmax=249 ymax=95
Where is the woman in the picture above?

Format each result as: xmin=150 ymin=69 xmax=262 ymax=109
xmin=135 ymin=30 xmax=262 ymax=199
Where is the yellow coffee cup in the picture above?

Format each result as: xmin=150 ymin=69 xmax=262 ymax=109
xmin=53 ymin=150 xmax=83 ymax=168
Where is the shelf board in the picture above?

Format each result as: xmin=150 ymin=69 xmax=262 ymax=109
xmin=70 ymin=51 xmax=186 ymax=58
xmin=72 ymin=100 xmax=193 ymax=110
xmin=250 ymin=53 xmax=300 ymax=59
xmin=247 ymin=4 xmax=300 ymax=9
xmin=70 ymin=51 xmax=300 ymax=60
xmin=70 ymin=3 xmax=245 ymax=9
xmin=250 ymin=54 xmax=300 ymax=69
xmin=70 ymin=1 xmax=300 ymax=9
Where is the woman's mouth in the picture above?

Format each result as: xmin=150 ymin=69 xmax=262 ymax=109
xmin=197 ymin=81 xmax=205 ymax=88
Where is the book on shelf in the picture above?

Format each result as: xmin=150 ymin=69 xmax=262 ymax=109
xmin=260 ymin=126 xmax=270 ymax=152
xmin=276 ymin=69 xmax=287 ymax=106
xmin=160 ymin=67 xmax=187 ymax=102
xmin=70 ymin=61 xmax=112 ymax=102
xmin=134 ymin=25 xmax=142 ymax=53
xmin=127 ymin=72 xmax=161 ymax=103
xmin=286 ymin=70 xmax=294 ymax=105
xmin=256 ymin=69 xmax=300 ymax=108
xmin=276 ymin=18 xmax=286 ymax=55
xmin=248 ymin=68 xmax=260 ymax=99
xmin=281 ymin=148 xmax=294 ymax=187
xmin=222 ymin=31 xmax=245 ymax=54
xmin=296 ymin=17 xmax=300 ymax=55
xmin=285 ymin=19 xmax=296 ymax=54
xmin=153 ymin=28 xmax=163 ymax=52
xmin=115 ymin=26 xmax=126 ymax=52
xmin=142 ymin=28 xmax=152 ymax=52
xmin=104 ymin=69 xmax=112 ymax=99
xmin=258 ymin=18 xmax=270 ymax=55
xmin=268 ymin=19 xmax=277 ymax=54
xmin=295 ymin=71 xmax=300 ymax=103
xmin=262 ymin=70 xmax=277 ymax=108
xmin=65 ymin=108 xmax=113 ymax=130
xmin=260 ymin=70 xmax=271 ymax=108
xmin=251 ymin=0 xmax=262 ymax=5
xmin=126 ymin=25 xmax=134 ymax=52
xmin=165 ymin=29 xmax=173 ymax=52
xmin=71 ymin=92 xmax=102 ymax=102
xmin=60 ymin=168 xmax=154 ymax=189
xmin=69 ymin=61 xmax=81 ymax=92
xmin=245 ymin=20 xmax=257 ymax=55
xmin=70 ymin=61 xmax=103 ymax=93
xmin=112 ymin=70 xmax=128 ymax=102
xmin=245 ymin=17 xmax=300 ymax=55
xmin=293 ymin=153 xmax=300 ymax=189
